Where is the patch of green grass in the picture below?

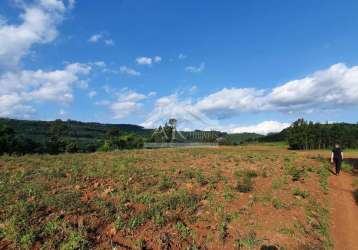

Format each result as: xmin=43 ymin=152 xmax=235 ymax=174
xmin=176 ymin=221 xmax=191 ymax=239
xmin=235 ymin=230 xmax=263 ymax=250
xmin=158 ymin=175 xmax=175 ymax=191
xmin=341 ymin=162 xmax=353 ymax=172
xmin=60 ymin=227 xmax=88 ymax=250
xmin=183 ymin=168 xmax=208 ymax=186
xmin=292 ymin=188 xmax=309 ymax=199
xmin=285 ymin=164 xmax=305 ymax=182
xmin=272 ymin=197 xmax=284 ymax=209
xmin=316 ymin=164 xmax=330 ymax=194
xmin=223 ymin=186 xmax=235 ymax=201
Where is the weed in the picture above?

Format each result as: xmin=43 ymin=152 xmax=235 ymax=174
xmin=223 ymin=186 xmax=235 ymax=201
xmin=272 ymin=197 xmax=284 ymax=209
xmin=195 ymin=170 xmax=208 ymax=186
xmin=292 ymin=188 xmax=309 ymax=198
xmin=236 ymin=175 xmax=253 ymax=193
xmin=158 ymin=175 xmax=175 ymax=191
xmin=176 ymin=221 xmax=191 ymax=239
xmin=60 ymin=227 xmax=88 ymax=250
xmin=278 ymin=227 xmax=294 ymax=237
xmin=286 ymin=165 xmax=305 ymax=181
xmin=235 ymin=230 xmax=262 ymax=249
xmin=218 ymin=214 xmax=231 ymax=241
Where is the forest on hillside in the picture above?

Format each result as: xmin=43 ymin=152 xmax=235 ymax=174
xmin=0 ymin=118 xmax=258 ymax=155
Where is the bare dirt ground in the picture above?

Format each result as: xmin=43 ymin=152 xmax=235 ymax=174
xmin=329 ymin=172 xmax=358 ymax=250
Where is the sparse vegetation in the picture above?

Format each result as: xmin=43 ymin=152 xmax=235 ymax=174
xmin=0 ymin=145 xmax=341 ymax=249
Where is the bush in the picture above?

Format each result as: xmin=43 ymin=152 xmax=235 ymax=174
xmin=99 ymin=134 xmax=144 ymax=151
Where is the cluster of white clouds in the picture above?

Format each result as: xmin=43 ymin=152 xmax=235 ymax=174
xmin=136 ymin=56 xmax=162 ymax=65
xmin=0 ymin=0 xmax=74 ymax=70
xmin=88 ymin=33 xmax=114 ymax=46
xmin=0 ymin=0 xmax=87 ymax=117
xmin=142 ymin=63 xmax=358 ymax=133
xmin=95 ymin=89 xmax=156 ymax=119
xmin=119 ymin=66 xmax=140 ymax=76
xmin=0 ymin=62 xmax=91 ymax=117
xmin=228 ymin=121 xmax=290 ymax=135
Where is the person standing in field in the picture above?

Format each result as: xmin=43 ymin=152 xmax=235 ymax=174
xmin=331 ymin=143 xmax=344 ymax=176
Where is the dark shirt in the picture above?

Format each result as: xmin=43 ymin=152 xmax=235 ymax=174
xmin=332 ymin=147 xmax=342 ymax=161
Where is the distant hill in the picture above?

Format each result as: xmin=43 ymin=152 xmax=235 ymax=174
xmin=0 ymin=118 xmax=266 ymax=146
xmin=0 ymin=118 xmax=153 ymax=146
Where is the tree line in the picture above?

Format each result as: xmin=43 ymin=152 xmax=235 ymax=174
xmin=287 ymin=119 xmax=358 ymax=150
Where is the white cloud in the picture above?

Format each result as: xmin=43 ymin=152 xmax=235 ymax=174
xmin=0 ymin=63 xmax=91 ymax=117
xmin=186 ymin=62 xmax=205 ymax=73
xmin=110 ymin=101 xmax=142 ymax=119
xmin=88 ymin=90 xmax=96 ymax=98
xmin=119 ymin=66 xmax=140 ymax=76
xmin=88 ymin=34 xmax=102 ymax=43
xmin=110 ymin=90 xmax=150 ymax=119
xmin=88 ymin=33 xmax=114 ymax=46
xmin=0 ymin=0 xmax=72 ymax=70
xmin=194 ymin=63 xmax=358 ymax=118
xmin=229 ymin=121 xmax=290 ymax=135
xmin=136 ymin=56 xmax=162 ymax=65
xmin=117 ymin=91 xmax=147 ymax=102
xmin=195 ymin=88 xmax=267 ymax=119
xmin=136 ymin=57 xmax=152 ymax=65
xmin=141 ymin=94 xmax=216 ymax=129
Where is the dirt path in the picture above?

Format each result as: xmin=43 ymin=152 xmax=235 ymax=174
xmin=329 ymin=172 xmax=358 ymax=250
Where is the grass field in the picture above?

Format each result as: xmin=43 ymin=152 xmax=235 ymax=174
xmin=0 ymin=146 xmax=356 ymax=250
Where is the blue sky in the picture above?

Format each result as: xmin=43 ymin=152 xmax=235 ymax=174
xmin=1 ymin=0 xmax=358 ymax=134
